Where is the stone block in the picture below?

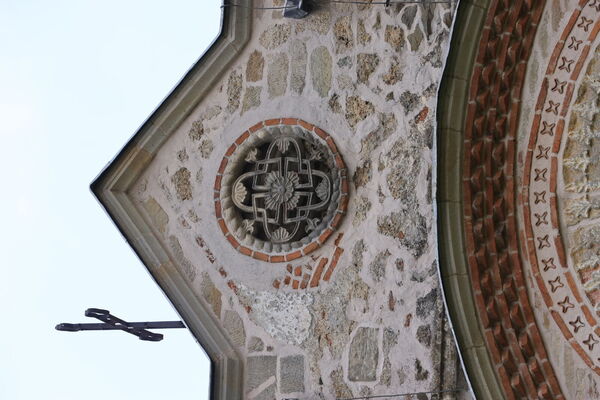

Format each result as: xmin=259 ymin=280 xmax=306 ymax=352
xmin=280 ymin=355 xmax=304 ymax=393
xmin=348 ymin=327 xmax=379 ymax=382
xmin=223 ymin=310 xmax=245 ymax=347
xmin=247 ymin=356 xmax=277 ymax=392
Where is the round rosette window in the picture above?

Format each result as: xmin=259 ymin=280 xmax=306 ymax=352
xmin=214 ymin=119 xmax=348 ymax=262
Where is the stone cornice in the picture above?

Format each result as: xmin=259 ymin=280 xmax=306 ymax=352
xmin=90 ymin=2 xmax=252 ymax=398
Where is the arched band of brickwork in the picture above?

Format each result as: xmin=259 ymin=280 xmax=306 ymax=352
xmin=437 ymin=0 xmax=564 ymax=399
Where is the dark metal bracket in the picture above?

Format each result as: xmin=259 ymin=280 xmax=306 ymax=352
xmin=283 ymin=0 xmax=309 ymax=19
xmin=55 ymin=308 xmax=185 ymax=342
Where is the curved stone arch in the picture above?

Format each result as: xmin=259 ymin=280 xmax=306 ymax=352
xmin=437 ymin=0 xmax=564 ymax=399
xmin=91 ymin=2 xmax=252 ymax=399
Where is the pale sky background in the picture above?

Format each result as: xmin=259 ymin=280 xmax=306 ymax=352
xmin=0 ymin=1 xmax=220 ymax=399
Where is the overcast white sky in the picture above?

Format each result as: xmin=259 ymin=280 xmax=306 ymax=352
xmin=0 ymin=1 xmax=220 ymax=398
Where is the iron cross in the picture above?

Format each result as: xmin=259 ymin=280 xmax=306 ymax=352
xmin=55 ymin=308 xmax=185 ymax=342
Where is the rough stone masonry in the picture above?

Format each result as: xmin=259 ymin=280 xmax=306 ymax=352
xmin=131 ymin=2 xmax=468 ymax=398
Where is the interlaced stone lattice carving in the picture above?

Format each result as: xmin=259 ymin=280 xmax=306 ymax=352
xmin=232 ymin=136 xmax=332 ymax=244
xmin=215 ymin=119 xmax=348 ymax=261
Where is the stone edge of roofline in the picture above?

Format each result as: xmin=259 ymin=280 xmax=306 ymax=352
xmin=90 ymin=1 xmax=252 ymax=399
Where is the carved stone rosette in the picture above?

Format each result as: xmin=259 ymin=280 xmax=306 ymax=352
xmin=214 ymin=118 xmax=348 ymax=262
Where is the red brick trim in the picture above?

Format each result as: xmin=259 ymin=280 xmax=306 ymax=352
xmin=522 ymin=2 xmax=600 ymax=379
xmin=461 ymin=0 xmax=565 ymax=398
xmin=273 ymin=232 xmax=346 ymax=290
xmin=214 ymin=118 xmax=348 ymax=262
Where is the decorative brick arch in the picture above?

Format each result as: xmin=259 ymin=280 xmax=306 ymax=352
xmin=438 ymin=0 xmax=565 ymax=398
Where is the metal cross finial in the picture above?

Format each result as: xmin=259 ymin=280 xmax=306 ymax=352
xmin=55 ymin=308 xmax=185 ymax=342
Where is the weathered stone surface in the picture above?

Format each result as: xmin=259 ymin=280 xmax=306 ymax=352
xmin=386 ymin=145 xmax=420 ymax=201
xmin=380 ymin=358 xmax=392 ymax=386
xmin=267 ymin=53 xmax=289 ymax=98
xmin=194 ymin=169 xmax=203 ymax=186
xmin=290 ymin=40 xmax=307 ymax=94
xmin=402 ymin=5 xmax=418 ymax=29
xmin=334 ymin=15 xmax=354 ymax=53
xmin=143 ymin=197 xmax=169 ymax=234
xmin=399 ymin=91 xmax=420 ymax=113
xmin=171 ymin=167 xmax=192 ymax=201
xmin=417 ymin=324 xmax=432 ymax=347
xmin=565 ymin=196 xmax=600 ymax=226
xmin=380 ymin=328 xmax=399 ymax=386
xmin=177 ymin=148 xmax=188 ymax=162
xmin=357 ymin=19 xmax=371 ymax=45
xmin=348 ymin=327 xmax=379 ymax=381
xmin=246 ymin=50 xmax=264 ymax=82
xmin=237 ymin=285 xmax=313 ymax=346
xmin=310 ymin=46 xmax=332 ymax=98
xmin=408 ymin=27 xmax=424 ymax=51
xmin=329 ymin=93 xmax=342 ymax=113
xmin=168 ymin=236 xmax=196 ymax=282
xmin=383 ymin=327 xmax=399 ymax=352
xmin=571 ymin=225 xmax=600 ymax=278
xmin=382 ymin=56 xmax=403 ymax=85
xmin=188 ymin=120 xmax=204 ymax=141
xmin=248 ymin=336 xmax=264 ymax=353
xmin=385 ymin=25 xmax=404 ymax=52
xmin=360 ymin=112 xmax=397 ymax=158
xmin=353 ymin=160 xmax=372 ymax=188
xmin=259 ymin=23 xmax=291 ymax=49
xmin=359 ymin=387 xmax=373 ymax=398
xmin=198 ymin=139 xmax=213 ymax=159
xmin=223 ymin=310 xmax=246 ymax=347
xmin=337 ymin=74 xmax=353 ymax=90
xmin=369 ymin=249 xmax=391 ymax=282
xmin=345 ymin=95 xmax=374 ymax=128
xmin=443 ymin=9 xmax=453 ymax=28
xmin=242 ymin=86 xmax=261 ymax=113
xmin=353 ymin=196 xmax=372 ymax=226
xmin=337 ymin=56 xmax=352 ymax=68
xmin=373 ymin=11 xmax=381 ymax=30
xmin=357 ymin=53 xmax=380 ymax=84
xmin=295 ymin=9 xmax=331 ymax=35
xmin=253 ymin=383 xmax=276 ymax=400
xmin=226 ymin=71 xmax=242 ymax=112
xmin=411 ymin=261 xmax=437 ymax=283
xmin=377 ymin=209 xmax=427 ymax=257
xmin=416 ymin=288 xmax=439 ymax=319
xmin=310 ymin=240 xmax=368 ymax=363
xmin=330 ymin=367 xmax=353 ymax=398
xmin=280 ymin=355 xmax=304 ymax=393
xmin=203 ymin=105 xmax=221 ymax=120
xmin=247 ymin=356 xmax=277 ymax=391
xmin=414 ymin=358 xmax=429 ymax=381
xmin=198 ymin=272 xmax=221 ymax=318
xmin=420 ymin=4 xmax=435 ymax=39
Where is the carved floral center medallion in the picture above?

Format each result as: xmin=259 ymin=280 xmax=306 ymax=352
xmin=214 ymin=119 xmax=348 ymax=262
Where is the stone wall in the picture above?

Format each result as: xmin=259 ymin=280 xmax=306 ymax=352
xmin=131 ymin=2 xmax=466 ymax=398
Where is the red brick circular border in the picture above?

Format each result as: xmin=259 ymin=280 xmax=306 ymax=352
xmin=213 ymin=118 xmax=348 ymax=263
